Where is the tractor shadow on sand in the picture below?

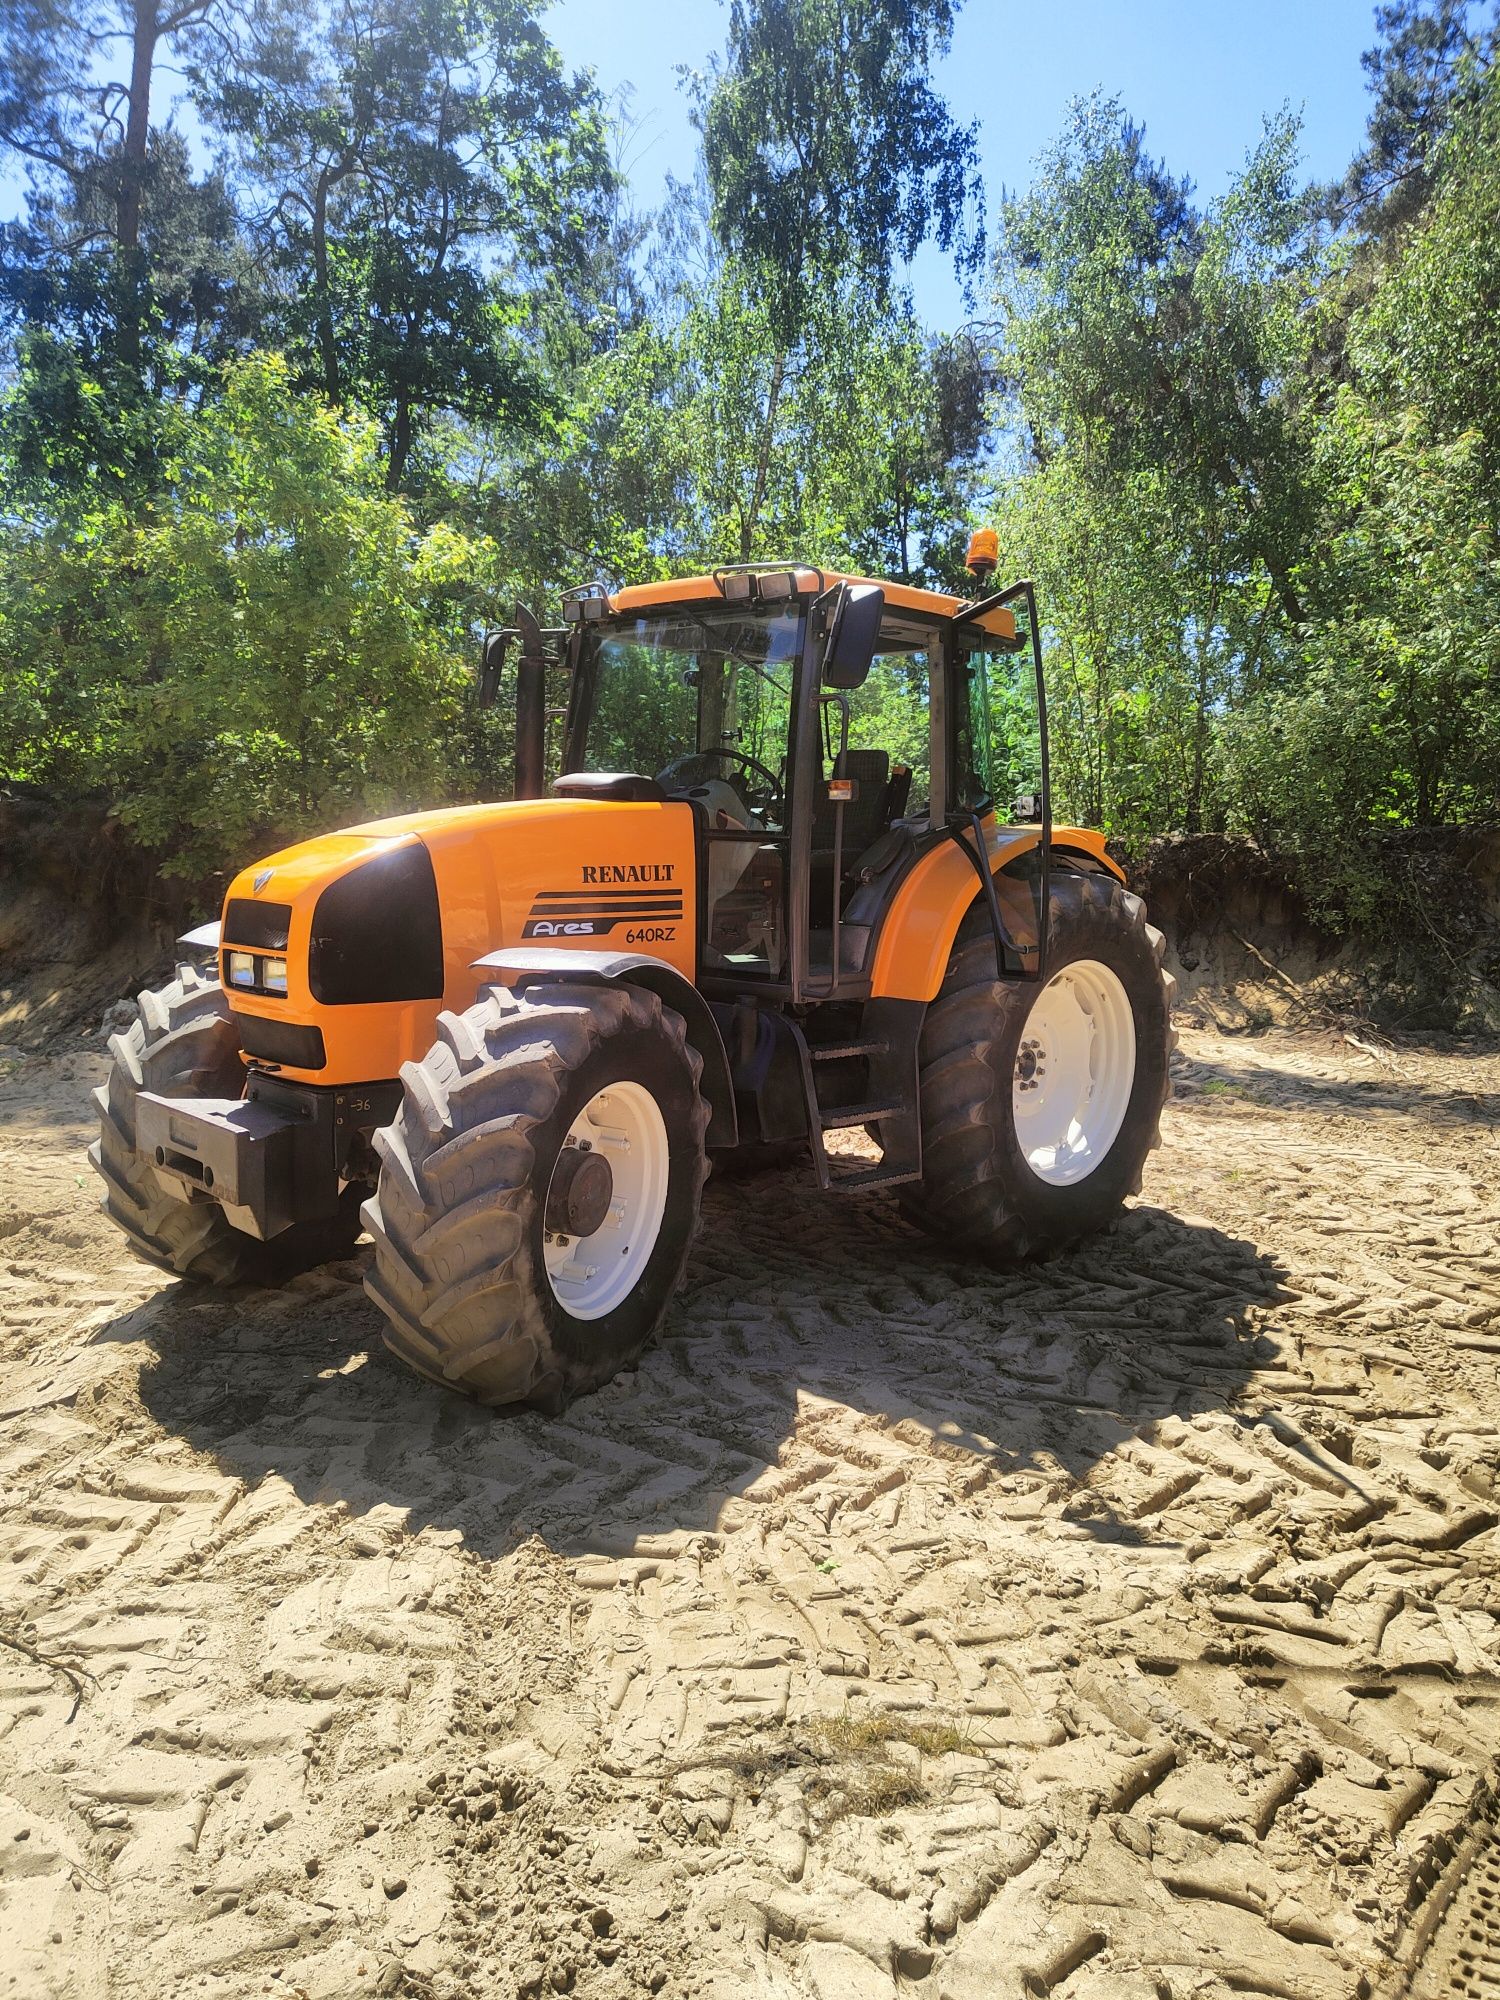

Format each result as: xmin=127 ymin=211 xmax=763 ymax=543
xmin=125 ymin=1163 xmax=1292 ymax=1564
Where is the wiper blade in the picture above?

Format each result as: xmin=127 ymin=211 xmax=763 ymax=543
xmin=682 ymin=616 xmax=793 ymax=700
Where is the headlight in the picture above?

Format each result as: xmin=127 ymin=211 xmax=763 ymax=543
xmin=227 ymin=951 xmax=256 ymax=988
xmin=263 ymin=957 xmax=288 ymax=995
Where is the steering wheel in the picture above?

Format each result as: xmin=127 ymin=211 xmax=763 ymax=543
xmin=658 ymin=748 xmax=783 ymax=823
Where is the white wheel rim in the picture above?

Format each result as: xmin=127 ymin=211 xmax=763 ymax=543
xmin=543 ymin=1081 xmax=670 ymax=1320
xmin=1013 ymin=958 xmax=1136 ymax=1186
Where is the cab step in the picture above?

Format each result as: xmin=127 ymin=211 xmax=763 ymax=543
xmin=786 ymin=1002 xmax=924 ymax=1195
xmin=826 ymin=1162 xmax=924 ymax=1192
xmin=819 ymin=1100 xmax=903 ymax=1129
xmin=808 ymin=1037 xmax=889 ymax=1063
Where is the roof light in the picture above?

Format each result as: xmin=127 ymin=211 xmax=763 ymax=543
xmin=721 ymin=571 xmax=755 ymax=601
xmin=757 ymin=570 xmax=797 ymax=600
xmin=561 ymin=582 xmax=613 ymax=621
xmin=965 ymin=528 xmax=999 ymax=580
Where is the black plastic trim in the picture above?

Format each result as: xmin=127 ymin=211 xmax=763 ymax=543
xmin=472 ymin=947 xmax=737 ymax=1148
xmin=309 ymin=842 xmax=444 ymax=1006
xmin=233 ymin=1013 xmax=327 ymax=1070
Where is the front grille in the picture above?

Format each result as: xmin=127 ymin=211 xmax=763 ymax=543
xmin=233 ymin=1013 xmax=326 ymax=1070
xmin=223 ymin=898 xmax=293 ymax=950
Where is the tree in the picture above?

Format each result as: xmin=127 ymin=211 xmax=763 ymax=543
xmin=1218 ymin=60 xmax=1500 ymax=904
xmin=0 ymin=353 xmax=501 ymax=872
xmin=990 ymin=96 xmax=1325 ymax=834
xmin=200 ymin=0 xmax=615 ymax=487
xmin=0 ymin=0 xmax=235 ymax=370
xmin=1332 ymin=0 xmax=1498 ymax=237
xmin=1352 ymin=54 xmax=1500 ymax=480
xmin=694 ymin=0 xmax=984 ymax=345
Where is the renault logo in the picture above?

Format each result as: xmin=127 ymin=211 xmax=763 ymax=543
xmin=253 ymin=868 xmax=275 ymax=894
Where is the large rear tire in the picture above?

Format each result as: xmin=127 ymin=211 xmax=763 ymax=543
xmin=900 ymin=876 xmax=1176 ymax=1261
xmin=90 ymin=965 xmax=363 ymax=1284
xmin=363 ymin=981 xmax=709 ymax=1411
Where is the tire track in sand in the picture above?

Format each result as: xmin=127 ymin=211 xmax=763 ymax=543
xmin=0 ymin=1024 xmax=1497 ymax=1997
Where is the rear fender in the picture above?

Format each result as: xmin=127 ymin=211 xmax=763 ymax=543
xmin=472 ymin=947 xmax=737 ymax=1148
xmin=868 ymin=826 xmax=1124 ymax=1003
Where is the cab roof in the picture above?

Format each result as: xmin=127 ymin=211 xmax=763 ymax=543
xmin=606 ymin=568 xmax=1018 ymax=646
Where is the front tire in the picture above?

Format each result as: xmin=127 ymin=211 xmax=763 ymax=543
xmin=901 ymin=876 xmax=1176 ymax=1260
xmin=363 ymin=981 xmax=709 ymax=1411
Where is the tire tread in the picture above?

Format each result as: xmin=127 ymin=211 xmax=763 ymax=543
xmin=363 ymin=981 xmax=708 ymax=1410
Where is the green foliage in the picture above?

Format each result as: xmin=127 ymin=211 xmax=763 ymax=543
xmin=1212 ymin=58 xmax=1500 ymax=928
xmin=991 ymin=96 xmax=1325 ymax=838
xmin=1331 ymin=0 xmax=1497 ymax=235
xmin=0 ymin=354 xmax=500 ymax=873
xmin=200 ymin=0 xmax=615 ymax=487
xmin=1221 ymin=403 xmax=1500 ymax=922
xmin=1354 ymin=51 xmax=1500 ymax=456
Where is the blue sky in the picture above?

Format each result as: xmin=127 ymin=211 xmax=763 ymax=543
xmin=1 ymin=0 xmax=1382 ymax=331
xmin=540 ymin=0 xmax=1382 ymax=326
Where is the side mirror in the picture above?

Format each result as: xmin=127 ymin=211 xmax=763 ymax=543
xmin=820 ymin=582 xmax=884 ymax=689
xmin=478 ymin=629 xmax=510 ymax=709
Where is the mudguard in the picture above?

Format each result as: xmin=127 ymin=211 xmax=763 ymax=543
xmin=472 ymin=947 xmax=737 ymax=1148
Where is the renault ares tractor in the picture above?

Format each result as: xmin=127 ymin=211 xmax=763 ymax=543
xmin=91 ymin=541 xmax=1175 ymax=1410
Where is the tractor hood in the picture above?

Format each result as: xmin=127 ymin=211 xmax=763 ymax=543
xmin=217 ymin=798 xmax=699 ymax=1085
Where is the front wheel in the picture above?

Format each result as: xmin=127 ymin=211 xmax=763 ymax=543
xmin=901 ymin=876 xmax=1176 ymax=1260
xmin=363 ymin=981 xmax=709 ymax=1410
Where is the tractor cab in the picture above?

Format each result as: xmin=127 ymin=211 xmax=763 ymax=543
xmin=532 ymin=563 xmax=1052 ymax=1006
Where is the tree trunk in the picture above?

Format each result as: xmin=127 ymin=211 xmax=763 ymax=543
xmin=386 ymin=396 xmax=413 ymax=491
xmin=117 ymin=0 xmax=159 ymax=369
xmin=311 ymin=167 xmax=341 ymax=404
xmin=1187 ymin=644 xmax=1210 ymax=834
xmin=741 ymin=350 xmax=786 ymax=559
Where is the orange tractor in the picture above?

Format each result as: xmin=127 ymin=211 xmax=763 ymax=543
xmin=92 ymin=552 xmax=1174 ymax=1409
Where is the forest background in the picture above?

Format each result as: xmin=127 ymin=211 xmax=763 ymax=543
xmin=1 ymin=0 xmax=1497 ymax=1002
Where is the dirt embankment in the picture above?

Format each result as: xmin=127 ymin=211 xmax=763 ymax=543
xmin=0 ymin=790 xmax=209 ymax=1051
xmin=1133 ymin=830 xmax=1500 ymax=1036
xmin=7 ymin=792 xmax=1499 ymax=1046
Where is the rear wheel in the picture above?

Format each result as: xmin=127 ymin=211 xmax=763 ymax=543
xmin=363 ymin=981 xmax=709 ymax=1410
xmin=90 ymin=965 xmax=363 ymax=1283
xmin=901 ymin=876 xmax=1176 ymax=1260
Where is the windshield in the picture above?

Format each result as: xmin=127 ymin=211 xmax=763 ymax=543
xmin=570 ymin=605 xmax=802 ymax=830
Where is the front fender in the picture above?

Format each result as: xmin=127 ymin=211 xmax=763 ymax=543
xmin=472 ymin=947 xmax=737 ymax=1148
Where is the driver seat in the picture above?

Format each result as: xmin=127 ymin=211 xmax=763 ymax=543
xmin=551 ymin=772 xmax=666 ymax=802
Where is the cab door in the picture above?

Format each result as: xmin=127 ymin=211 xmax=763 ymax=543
xmin=949 ymin=586 xmax=1052 ymax=980
xmin=694 ymin=622 xmax=800 ymax=990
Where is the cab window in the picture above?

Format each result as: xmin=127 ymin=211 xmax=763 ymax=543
xmin=955 ymin=642 xmax=1043 ymax=818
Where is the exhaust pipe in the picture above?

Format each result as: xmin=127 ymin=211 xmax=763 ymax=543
xmin=514 ymin=604 xmax=546 ymax=801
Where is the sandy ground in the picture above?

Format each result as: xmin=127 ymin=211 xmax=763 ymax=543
xmin=3 ymin=1019 xmax=1500 ymax=2000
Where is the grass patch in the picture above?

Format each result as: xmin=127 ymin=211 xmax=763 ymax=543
xmin=808 ymin=1709 xmax=976 ymax=1760
xmin=800 ymin=1707 xmax=978 ymax=1822
xmin=655 ymin=1707 xmax=980 ymax=1829
xmin=821 ymin=1763 xmax=925 ymax=1820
